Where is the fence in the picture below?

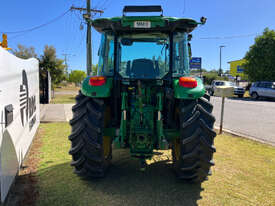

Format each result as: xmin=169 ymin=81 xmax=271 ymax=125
xmin=40 ymin=70 xmax=51 ymax=104
xmin=0 ymin=47 xmax=40 ymax=202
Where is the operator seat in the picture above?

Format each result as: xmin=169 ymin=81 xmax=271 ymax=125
xmin=131 ymin=58 xmax=155 ymax=78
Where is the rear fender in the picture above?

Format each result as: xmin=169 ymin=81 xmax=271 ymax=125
xmin=173 ymin=77 xmax=205 ymax=99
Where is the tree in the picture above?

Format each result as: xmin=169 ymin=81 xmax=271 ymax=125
xmin=203 ymin=71 xmax=228 ymax=85
xmin=12 ymin=44 xmax=37 ymax=59
xmin=244 ymin=28 xmax=275 ymax=81
xmin=92 ymin=64 xmax=98 ymax=75
xmin=39 ymin=45 xmax=66 ymax=85
xmin=69 ymin=70 xmax=86 ymax=85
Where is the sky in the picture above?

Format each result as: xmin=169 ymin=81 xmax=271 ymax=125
xmin=1 ymin=0 xmax=275 ymax=72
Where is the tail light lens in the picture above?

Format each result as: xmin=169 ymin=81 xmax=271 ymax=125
xmin=89 ymin=76 xmax=106 ymax=86
xmin=179 ymin=77 xmax=197 ymax=88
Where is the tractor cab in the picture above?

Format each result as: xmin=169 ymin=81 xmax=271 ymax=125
xmin=92 ymin=5 xmax=205 ymax=81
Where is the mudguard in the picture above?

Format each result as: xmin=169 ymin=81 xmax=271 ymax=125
xmin=81 ymin=77 xmax=113 ymax=98
xmin=173 ymin=77 xmax=205 ymax=99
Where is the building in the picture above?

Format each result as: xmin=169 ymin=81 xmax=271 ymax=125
xmin=228 ymin=59 xmax=246 ymax=78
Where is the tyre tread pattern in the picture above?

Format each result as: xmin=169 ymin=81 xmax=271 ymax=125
xmin=68 ymin=91 xmax=109 ymax=178
xmin=173 ymin=95 xmax=216 ymax=183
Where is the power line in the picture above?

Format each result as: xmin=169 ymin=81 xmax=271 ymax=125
xmin=8 ymin=33 xmax=27 ymax=40
xmin=0 ymin=8 xmax=71 ymax=34
xmin=100 ymin=0 xmax=111 ymax=10
xmin=94 ymin=0 xmax=103 ymax=9
xmin=94 ymin=0 xmax=109 ymax=10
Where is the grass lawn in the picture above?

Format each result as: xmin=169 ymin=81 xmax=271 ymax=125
xmin=50 ymin=94 xmax=76 ymax=104
xmin=30 ymin=123 xmax=275 ymax=206
xmin=50 ymin=85 xmax=79 ymax=104
xmin=54 ymin=85 xmax=80 ymax=92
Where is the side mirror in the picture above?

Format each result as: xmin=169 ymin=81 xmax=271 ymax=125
xmin=188 ymin=34 xmax=192 ymax=41
xmin=200 ymin=17 xmax=207 ymax=24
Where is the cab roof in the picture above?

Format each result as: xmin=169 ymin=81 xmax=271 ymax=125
xmin=92 ymin=16 xmax=199 ymax=34
xmin=92 ymin=5 xmax=201 ymax=34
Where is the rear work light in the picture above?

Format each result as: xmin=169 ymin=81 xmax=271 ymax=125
xmin=179 ymin=77 xmax=197 ymax=88
xmin=89 ymin=76 xmax=106 ymax=86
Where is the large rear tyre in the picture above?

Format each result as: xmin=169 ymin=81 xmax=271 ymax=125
xmin=68 ymin=91 xmax=112 ymax=178
xmin=172 ymin=94 xmax=216 ymax=183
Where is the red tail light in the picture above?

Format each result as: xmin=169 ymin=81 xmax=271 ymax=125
xmin=89 ymin=76 xmax=106 ymax=86
xmin=179 ymin=77 xmax=197 ymax=88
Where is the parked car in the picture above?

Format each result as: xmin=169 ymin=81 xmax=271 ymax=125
xmin=249 ymin=81 xmax=275 ymax=99
xmin=208 ymin=80 xmax=245 ymax=98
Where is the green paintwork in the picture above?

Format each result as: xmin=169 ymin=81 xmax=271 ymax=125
xmin=118 ymin=92 xmax=128 ymax=148
xmin=156 ymin=92 xmax=168 ymax=150
xmin=103 ymin=128 xmax=180 ymax=143
xmin=81 ymin=77 xmax=113 ymax=98
xmin=173 ymin=77 xmax=206 ymax=99
xmin=129 ymin=83 xmax=155 ymax=156
xmin=164 ymin=129 xmax=180 ymax=140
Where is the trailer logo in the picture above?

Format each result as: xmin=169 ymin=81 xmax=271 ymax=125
xmin=20 ymin=70 xmax=36 ymax=131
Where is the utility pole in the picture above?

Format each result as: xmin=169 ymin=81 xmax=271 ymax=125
xmin=219 ymin=45 xmax=225 ymax=76
xmin=86 ymin=0 xmax=92 ymax=75
xmin=62 ymin=53 xmax=75 ymax=77
xmin=62 ymin=53 xmax=68 ymax=76
xmin=71 ymin=1 xmax=103 ymax=75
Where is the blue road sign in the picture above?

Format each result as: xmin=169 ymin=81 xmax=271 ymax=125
xmin=237 ymin=65 xmax=244 ymax=73
xmin=190 ymin=57 xmax=202 ymax=69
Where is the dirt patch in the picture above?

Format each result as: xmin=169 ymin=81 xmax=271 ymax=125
xmin=5 ymin=128 xmax=44 ymax=206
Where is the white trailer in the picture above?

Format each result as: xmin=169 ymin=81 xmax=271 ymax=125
xmin=0 ymin=47 xmax=40 ymax=202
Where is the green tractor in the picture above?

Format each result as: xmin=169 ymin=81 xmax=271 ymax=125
xmin=69 ymin=5 xmax=216 ymax=183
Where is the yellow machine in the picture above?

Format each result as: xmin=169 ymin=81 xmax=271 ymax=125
xmin=0 ymin=34 xmax=11 ymax=50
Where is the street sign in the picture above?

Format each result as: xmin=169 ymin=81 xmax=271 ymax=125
xmin=190 ymin=57 xmax=201 ymax=70
xmin=237 ymin=65 xmax=244 ymax=73
xmin=213 ymin=86 xmax=234 ymax=134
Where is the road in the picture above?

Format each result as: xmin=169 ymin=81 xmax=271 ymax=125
xmin=211 ymin=96 xmax=275 ymax=145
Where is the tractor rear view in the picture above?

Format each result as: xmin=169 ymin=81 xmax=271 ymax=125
xmin=69 ymin=5 xmax=216 ymax=183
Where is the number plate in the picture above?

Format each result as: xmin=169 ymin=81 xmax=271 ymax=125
xmin=134 ymin=21 xmax=151 ymax=28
